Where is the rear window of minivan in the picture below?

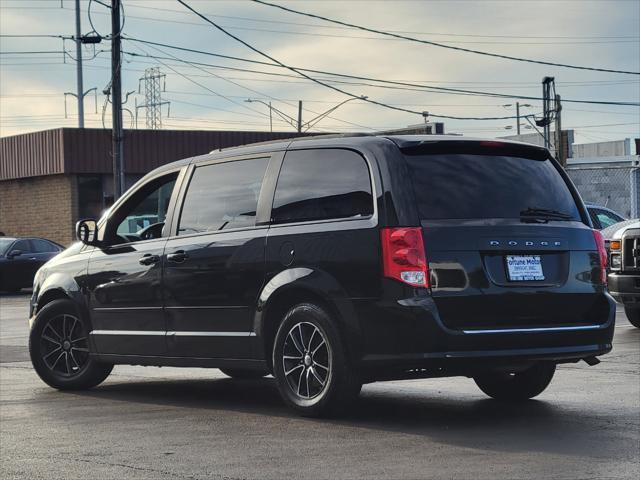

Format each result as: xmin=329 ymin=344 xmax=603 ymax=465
xmin=404 ymin=154 xmax=581 ymax=220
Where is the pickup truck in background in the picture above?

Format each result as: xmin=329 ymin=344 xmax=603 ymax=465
xmin=607 ymin=220 xmax=640 ymax=328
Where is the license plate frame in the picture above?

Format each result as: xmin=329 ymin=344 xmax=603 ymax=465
xmin=505 ymin=255 xmax=545 ymax=281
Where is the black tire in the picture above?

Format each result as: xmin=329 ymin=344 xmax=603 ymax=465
xmin=624 ymin=307 xmax=640 ymax=328
xmin=272 ymin=303 xmax=361 ymax=417
xmin=474 ymin=363 xmax=556 ymax=401
xmin=219 ymin=368 xmax=267 ymax=379
xmin=29 ymin=299 xmax=113 ymax=390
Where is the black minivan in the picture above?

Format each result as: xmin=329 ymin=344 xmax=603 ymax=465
xmin=29 ymin=135 xmax=615 ymax=416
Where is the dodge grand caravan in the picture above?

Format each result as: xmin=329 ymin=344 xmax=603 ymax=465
xmin=28 ymin=135 xmax=615 ymax=416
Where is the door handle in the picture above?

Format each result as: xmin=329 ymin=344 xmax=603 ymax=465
xmin=139 ymin=254 xmax=160 ymax=266
xmin=166 ymin=251 xmax=188 ymax=263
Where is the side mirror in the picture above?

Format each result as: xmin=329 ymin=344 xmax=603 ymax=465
xmin=7 ymin=249 xmax=22 ymax=259
xmin=76 ymin=218 xmax=99 ymax=246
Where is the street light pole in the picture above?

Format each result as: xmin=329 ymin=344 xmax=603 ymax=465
xmin=269 ymin=101 xmax=272 ymax=132
xmin=516 ymin=102 xmax=520 ymax=135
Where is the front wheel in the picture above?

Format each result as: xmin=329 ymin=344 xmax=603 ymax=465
xmin=624 ymin=306 xmax=640 ymax=328
xmin=29 ymin=299 xmax=113 ymax=390
xmin=272 ymin=303 xmax=361 ymax=417
xmin=474 ymin=363 xmax=556 ymax=401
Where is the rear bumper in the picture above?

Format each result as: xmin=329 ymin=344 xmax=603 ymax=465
xmin=608 ymin=272 xmax=640 ymax=307
xmin=357 ymin=291 xmax=616 ymax=376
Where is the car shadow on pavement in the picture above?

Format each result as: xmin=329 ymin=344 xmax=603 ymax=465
xmin=66 ymin=375 xmax=629 ymax=459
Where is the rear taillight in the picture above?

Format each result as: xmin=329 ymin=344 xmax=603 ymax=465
xmin=592 ymin=229 xmax=607 ymax=284
xmin=381 ymin=227 xmax=429 ymax=287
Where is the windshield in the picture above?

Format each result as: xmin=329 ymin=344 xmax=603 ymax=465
xmin=0 ymin=239 xmax=15 ymax=256
xmin=404 ymin=154 xmax=581 ymax=221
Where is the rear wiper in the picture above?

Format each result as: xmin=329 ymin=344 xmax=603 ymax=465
xmin=520 ymin=207 xmax=573 ymax=220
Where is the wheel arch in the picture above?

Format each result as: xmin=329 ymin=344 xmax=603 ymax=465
xmin=34 ymin=277 xmax=90 ymax=333
xmin=36 ymin=288 xmax=70 ymax=314
xmin=254 ymin=267 xmax=362 ymax=371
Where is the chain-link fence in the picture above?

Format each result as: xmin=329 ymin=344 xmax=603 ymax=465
xmin=566 ymin=164 xmax=639 ymax=220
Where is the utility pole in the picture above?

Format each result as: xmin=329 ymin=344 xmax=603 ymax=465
xmin=74 ymin=0 xmax=84 ymax=128
xmin=268 ymin=101 xmax=272 ymax=132
xmin=541 ymin=76 xmax=554 ymax=151
xmin=297 ymin=100 xmax=302 ymax=133
xmin=555 ymin=94 xmax=564 ymax=166
xmin=111 ymin=0 xmax=124 ymax=198
xmin=516 ymin=102 xmax=520 ymax=135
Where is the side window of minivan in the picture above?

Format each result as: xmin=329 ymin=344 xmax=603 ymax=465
xmin=271 ymin=149 xmax=373 ymax=224
xmin=106 ymin=172 xmax=179 ymax=244
xmin=178 ymin=157 xmax=270 ymax=234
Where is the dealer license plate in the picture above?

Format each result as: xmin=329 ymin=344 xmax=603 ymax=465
xmin=506 ymin=255 xmax=544 ymax=281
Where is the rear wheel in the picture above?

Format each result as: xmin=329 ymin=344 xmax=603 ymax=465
xmin=272 ymin=303 xmax=361 ymax=417
xmin=219 ymin=368 xmax=267 ymax=379
xmin=29 ymin=299 xmax=113 ymax=390
xmin=624 ymin=306 xmax=640 ymax=328
xmin=474 ymin=363 xmax=556 ymax=401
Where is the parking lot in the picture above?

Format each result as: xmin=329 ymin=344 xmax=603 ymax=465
xmin=0 ymin=293 xmax=638 ymax=480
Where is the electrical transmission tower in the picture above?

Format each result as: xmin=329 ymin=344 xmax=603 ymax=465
xmin=135 ymin=67 xmax=170 ymax=129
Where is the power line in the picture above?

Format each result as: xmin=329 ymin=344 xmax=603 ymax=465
xmin=123 ymin=2 xmax=639 ymax=40
xmin=125 ymin=36 xmax=640 ymax=109
xmin=72 ymin=7 xmax=640 ymax=45
xmin=251 ymin=0 xmax=640 ymax=76
xmin=0 ymin=34 xmax=69 ymax=38
xmin=122 ymin=51 xmax=639 ymax=90
xmin=176 ymin=0 xmax=539 ymax=122
xmin=0 ymin=50 xmax=66 ymax=55
xmin=128 ymin=43 xmax=273 ymax=121
xmin=136 ymin=42 xmax=373 ymax=131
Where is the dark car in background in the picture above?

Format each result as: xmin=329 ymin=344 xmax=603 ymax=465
xmin=0 ymin=237 xmax=63 ymax=293
xmin=27 ymin=135 xmax=615 ymax=416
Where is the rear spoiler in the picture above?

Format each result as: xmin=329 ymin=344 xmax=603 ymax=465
xmin=392 ymin=139 xmax=551 ymax=161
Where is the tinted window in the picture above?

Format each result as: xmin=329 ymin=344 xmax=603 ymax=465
xmin=12 ymin=239 xmax=31 ymax=253
xmin=115 ymin=175 xmax=177 ymax=237
xmin=179 ymin=157 xmax=270 ymax=234
xmin=272 ymin=149 xmax=373 ymax=224
xmin=0 ymin=239 xmax=14 ymax=256
xmin=588 ymin=208 xmax=601 ymax=228
xmin=595 ymin=210 xmax=623 ymax=229
xmin=404 ymin=154 xmax=580 ymax=220
xmin=31 ymin=239 xmax=59 ymax=253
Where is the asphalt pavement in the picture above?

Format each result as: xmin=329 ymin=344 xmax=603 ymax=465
xmin=0 ymin=293 xmax=638 ymax=480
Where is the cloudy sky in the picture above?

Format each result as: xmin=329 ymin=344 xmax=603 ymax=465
xmin=1 ymin=0 xmax=639 ymax=145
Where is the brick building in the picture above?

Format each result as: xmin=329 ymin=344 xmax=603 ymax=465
xmin=1 ymin=128 xmax=308 ymax=245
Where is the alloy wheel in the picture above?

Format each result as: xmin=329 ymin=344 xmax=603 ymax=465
xmin=40 ymin=314 xmax=89 ymax=377
xmin=282 ymin=321 xmax=331 ymax=399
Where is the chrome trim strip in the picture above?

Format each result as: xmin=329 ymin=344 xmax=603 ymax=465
xmin=168 ymin=331 xmax=255 ymax=337
xmin=463 ymin=325 xmax=603 ymax=334
xmin=93 ymin=307 xmax=162 ymax=311
xmin=164 ymin=306 xmax=245 ymax=310
xmin=91 ymin=330 xmax=255 ymax=337
xmin=90 ymin=330 xmax=165 ymax=336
